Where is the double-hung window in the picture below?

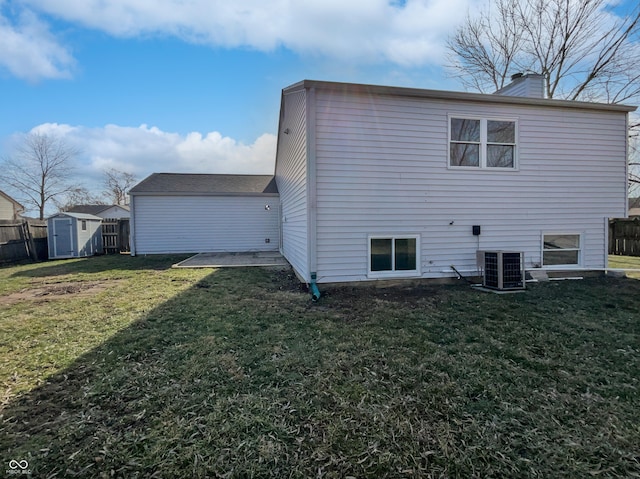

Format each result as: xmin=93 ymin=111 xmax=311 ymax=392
xmin=368 ymin=235 xmax=420 ymax=278
xmin=542 ymin=234 xmax=581 ymax=267
xmin=450 ymin=117 xmax=517 ymax=169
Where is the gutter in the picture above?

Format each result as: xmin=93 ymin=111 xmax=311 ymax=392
xmin=307 ymin=87 xmax=320 ymax=301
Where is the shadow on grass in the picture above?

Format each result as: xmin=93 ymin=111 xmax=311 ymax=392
xmin=1 ymin=265 xmax=317 ymax=478
xmin=1 ymin=267 xmax=639 ymax=478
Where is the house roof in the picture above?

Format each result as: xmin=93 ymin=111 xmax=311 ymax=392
xmin=129 ymin=173 xmax=279 ymax=196
xmin=66 ymin=204 xmax=129 ymax=215
xmin=284 ymin=80 xmax=637 ymax=113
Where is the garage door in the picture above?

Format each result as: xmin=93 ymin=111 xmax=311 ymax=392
xmin=132 ymin=195 xmax=280 ymax=254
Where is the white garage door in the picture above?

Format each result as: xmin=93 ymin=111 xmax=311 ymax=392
xmin=132 ymin=195 xmax=280 ymax=254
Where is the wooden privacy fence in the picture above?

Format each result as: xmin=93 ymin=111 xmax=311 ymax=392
xmin=609 ymin=218 xmax=640 ymax=256
xmin=101 ymin=219 xmax=130 ymax=254
xmin=0 ymin=220 xmax=48 ymax=264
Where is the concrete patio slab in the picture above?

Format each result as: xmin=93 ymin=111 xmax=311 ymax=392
xmin=172 ymin=251 xmax=289 ymax=268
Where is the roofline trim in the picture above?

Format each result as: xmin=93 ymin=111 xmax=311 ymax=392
xmin=0 ymin=190 xmax=24 ymax=210
xmin=48 ymin=212 xmax=103 ymax=220
xmin=284 ymin=79 xmax=637 ymax=112
xmin=129 ymin=191 xmax=280 ymax=197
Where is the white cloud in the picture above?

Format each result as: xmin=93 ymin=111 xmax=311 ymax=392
xmin=24 ymin=0 xmax=479 ymax=66
xmin=0 ymin=6 xmax=74 ymax=81
xmin=28 ymin=123 xmax=277 ymax=192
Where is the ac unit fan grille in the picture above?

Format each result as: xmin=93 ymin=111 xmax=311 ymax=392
xmin=481 ymin=251 xmax=525 ymax=290
xmin=502 ymin=252 xmax=524 ymax=288
xmin=484 ymin=252 xmax=499 ymax=288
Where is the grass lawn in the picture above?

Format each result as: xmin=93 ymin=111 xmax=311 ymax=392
xmin=1 ymin=255 xmax=639 ymax=478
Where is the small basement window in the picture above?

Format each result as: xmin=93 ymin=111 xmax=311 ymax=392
xmin=542 ymin=234 xmax=581 ymax=267
xmin=369 ymin=235 xmax=420 ymax=277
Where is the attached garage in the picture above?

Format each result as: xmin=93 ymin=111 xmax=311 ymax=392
xmin=129 ymin=173 xmax=280 ymax=255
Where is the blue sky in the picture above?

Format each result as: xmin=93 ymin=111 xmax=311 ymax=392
xmin=0 ymin=0 xmax=637 ymax=210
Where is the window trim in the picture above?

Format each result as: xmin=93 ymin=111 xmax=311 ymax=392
xmin=541 ymin=232 xmax=583 ymax=269
xmin=448 ymin=115 xmax=519 ymax=170
xmin=368 ymin=234 xmax=421 ymax=279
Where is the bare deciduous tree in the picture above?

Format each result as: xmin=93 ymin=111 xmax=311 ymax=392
xmin=54 ymin=187 xmax=107 ymax=212
xmin=103 ymin=168 xmax=137 ymax=205
xmin=0 ymin=132 xmax=79 ymax=219
xmin=447 ymin=0 xmax=640 ymax=103
xmin=448 ymin=0 xmax=640 ymax=197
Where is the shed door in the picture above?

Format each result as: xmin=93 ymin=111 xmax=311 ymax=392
xmin=53 ymin=218 xmax=74 ymax=258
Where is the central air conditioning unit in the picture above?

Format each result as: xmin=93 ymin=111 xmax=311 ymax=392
xmin=477 ymin=251 xmax=525 ymax=291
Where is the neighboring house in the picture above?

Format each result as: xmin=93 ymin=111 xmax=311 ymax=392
xmin=66 ymin=204 xmax=130 ymax=219
xmin=48 ymin=212 xmax=103 ymax=259
xmin=0 ymin=190 xmax=24 ymax=221
xmin=629 ymin=198 xmax=640 ymax=217
xmin=129 ymin=174 xmax=279 ymax=254
xmin=274 ymin=77 xmax=635 ymax=284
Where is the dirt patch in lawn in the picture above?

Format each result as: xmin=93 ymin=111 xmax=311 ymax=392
xmin=0 ymin=280 xmax=118 ymax=306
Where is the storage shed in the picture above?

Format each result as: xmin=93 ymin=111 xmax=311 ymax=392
xmin=129 ymin=173 xmax=280 ymax=255
xmin=48 ymin=212 xmax=103 ymax=259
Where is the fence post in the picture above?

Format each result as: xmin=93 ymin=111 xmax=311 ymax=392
xmin=24 ymin=221 xmax=39 ymax=260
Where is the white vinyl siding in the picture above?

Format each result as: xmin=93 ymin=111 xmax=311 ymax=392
xmin=97 ymin=206 xmax=130 ymax=219
xmin=312 ymin=90 xmax=628 ymax=283
xmin=132 ymin=196 xmax=279 ymax=254
xmin=275 ymin=89 xmax=310 ymax=281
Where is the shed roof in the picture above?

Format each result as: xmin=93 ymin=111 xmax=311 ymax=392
xmin=49 ymin=212 xmax=103 ymax=221
xmin=284 ymin=80 xmax=637 ymax=113
xmin=130 ymin=173 xmax=278 ymax=196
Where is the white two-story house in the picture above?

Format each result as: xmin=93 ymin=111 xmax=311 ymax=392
xmin=274 ymin=75 xmax=635 ymax=284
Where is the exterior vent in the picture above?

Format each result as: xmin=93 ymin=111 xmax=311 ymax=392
xmin=477 ymin=251 xmax=525 ymax=291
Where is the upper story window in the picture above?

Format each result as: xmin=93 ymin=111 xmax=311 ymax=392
xmin=449 ymin=117 xmax=517 ymax=169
